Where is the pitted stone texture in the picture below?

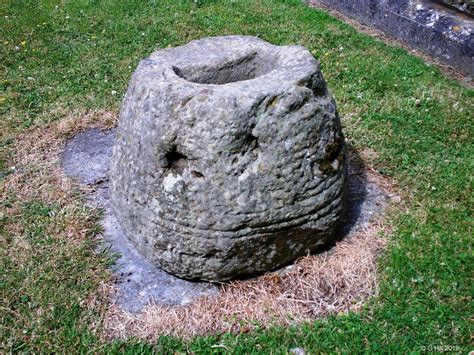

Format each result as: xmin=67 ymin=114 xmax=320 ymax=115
xmin=111 ymin=36 xmax=347 ymax=281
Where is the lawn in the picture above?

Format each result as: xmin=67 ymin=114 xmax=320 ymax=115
xmin=1 ymin=0 xmax=472 ymax=352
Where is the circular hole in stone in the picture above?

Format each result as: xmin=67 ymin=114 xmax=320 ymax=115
xmin=172 ymin=51 xmax=277 ymax=85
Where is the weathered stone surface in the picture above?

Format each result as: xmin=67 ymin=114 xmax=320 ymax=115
xmin=100 ymin=209 xmax=219 ymax=312
xmin=61 ymin=128 xmax=390 ymax=312
xmin=61 ymin=129 xmax=220 ymax=312
xmin=61 ymin=128 xmax=114 ymax=185
xmin=110 ymin=35 xmax=347 ymax=281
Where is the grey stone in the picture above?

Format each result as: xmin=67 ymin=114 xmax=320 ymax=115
xmin=61 ymin=128 xmax=114 ymax=185
xmin=61 ymin=129 xmax=389 ymax=312
xmin=101 ymin=208 xmax=219 ymax=313
xmin=289 ymin=348 xmax=307 ymax=355
xmin=110 ymin=35 xmax=347 ymax=281
xmin=339 ymin=158 xmax=389 ymax=235
xmin=61 ymin=129 xmax=219 ymax=312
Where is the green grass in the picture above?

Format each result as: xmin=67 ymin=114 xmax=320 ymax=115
xmin=1 ymin=0 xmax=472 ymax=352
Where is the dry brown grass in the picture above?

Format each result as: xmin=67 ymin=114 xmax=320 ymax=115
xmin=1 ymin=108 xmax=116 ymax=208
xmin=0 ymin=109 xmax=118 ymax=343
xmin=102 ymin=167 xmax=395 ymax=341
xmin=1 ymin=109 xmax=116 ymax=266
xmin=1 ymin=109 xmax=114 ymax=219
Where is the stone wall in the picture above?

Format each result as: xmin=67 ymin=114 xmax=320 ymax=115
xmin=309 ymin=0 xmax=474 ymax=75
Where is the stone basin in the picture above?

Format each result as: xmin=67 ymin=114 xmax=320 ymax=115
xmin=110 ymin=35 xmax=347 ymax=281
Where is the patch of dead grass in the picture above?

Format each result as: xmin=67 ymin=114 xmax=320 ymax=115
xmin=2 ymin=109 xmax=117 ymax=263
xmin=0 ymin=109 xmax=118 ymax=345
xmin=2 ymin=108 xmax=117 ymax=207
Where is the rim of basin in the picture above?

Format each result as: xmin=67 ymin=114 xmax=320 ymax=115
xmin=146 ymin=36 xmax=318 ymax=88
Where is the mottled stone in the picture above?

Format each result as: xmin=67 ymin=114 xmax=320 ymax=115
xmin=61 ymin=128 xmax=390 ymax=312
xmin=110 ymin=35 xmax=347 ymax=281
xmin=61 ymin=129 xmax=220 ymax=312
